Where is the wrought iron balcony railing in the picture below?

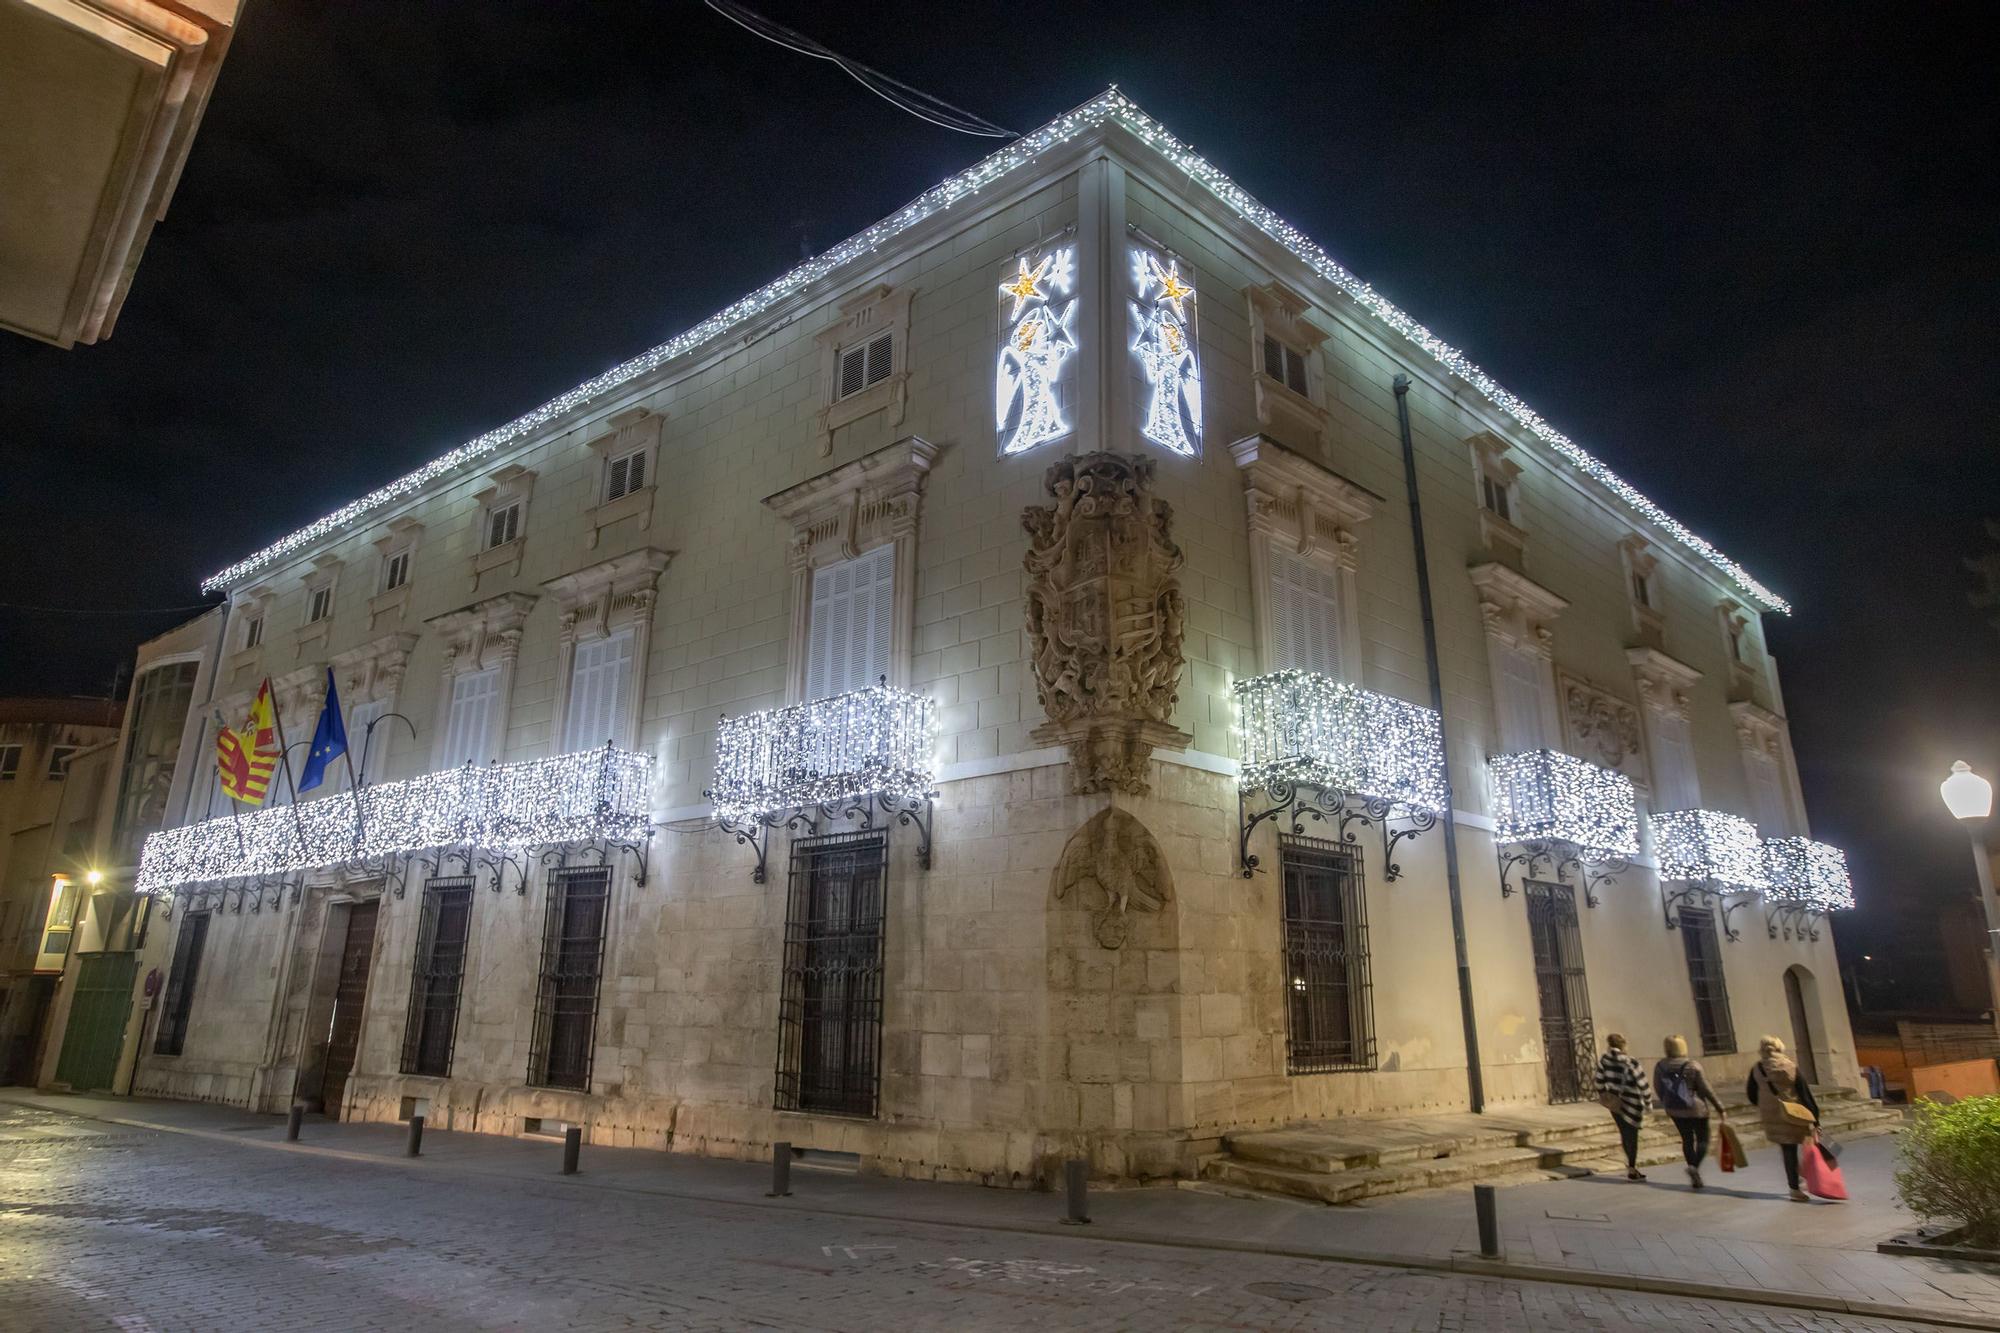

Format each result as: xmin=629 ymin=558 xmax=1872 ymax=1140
xmin=708 ymin=683 xmax=938 ymax=881
xmin=137 ymin=744 xmax=654 ymax=897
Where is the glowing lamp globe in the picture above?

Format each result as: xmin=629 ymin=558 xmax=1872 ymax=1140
xmin=1941 ymin=761 xmax=1994 ymax=822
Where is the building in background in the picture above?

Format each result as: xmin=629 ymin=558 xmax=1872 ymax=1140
xmin=105 ymin=93 xmax=1868 ymax=1187
xmin=0 ymin=0 xmax=242 ymax=347
xmin=0 ymin=696 xmax=122 ymax=1082
xmin=34 ymin=610 xmax=221 ymax=1093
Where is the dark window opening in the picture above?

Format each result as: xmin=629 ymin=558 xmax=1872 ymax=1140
xmin=1262 ymin=334 xmax=1309 ymax=396
xmin=154 ymin=911 xmax=211 ymax=1056
xmin=776 ymin=830 xmax=886 ymax=1117
xmin=528 ymin=867 xmax=610 ymax=1091
xmin=1679 ymin=906 xmax=1736 ymax=1055
xmin=402 ymin=877 xmax=474 ymax=1077
xmin=1280 ymin=835 xmax=1374 ymax=1073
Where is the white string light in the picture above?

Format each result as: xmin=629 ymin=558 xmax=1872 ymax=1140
xmin=996 ymin=243 xmax=1077 ymax=456
xmin=136 ymin=745 xmax=654 ymax=893
xmin=1649 ymin=808 xmax=1769 ymax=893
xmin=1235 ymin=669 xmax=1449 ymax=813
xmin=710 ymin=683 xmax=937 ymax=823
xmin=1489 ymin=749 xmax=1639 ymax=861
xmin=201 ymin=89 xmax=1785 ymax=614
xmin=1130 ymin=245 xmax=1201 ymax=456
xmin=1763 ymin=835 xmax=1854 ymax=912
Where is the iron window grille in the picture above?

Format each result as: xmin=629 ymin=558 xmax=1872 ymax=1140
xmin=1525 ymin=880 xmax=1596 ymax=1103
xmin=153 ymin=910 xmax=211 ymax=1056
xmin=1679 ymin=905 xmax=1737 ymax=1055
xmin=527 ymin=866 xmax=611 ymax=1091
xmin=1279 ymin=834 xmax=1375 ymax=1074
xmin=401 ymin=877 xmax=474 ymax=1077
xmin=775 ymin=830 xmax=886 ymax=1117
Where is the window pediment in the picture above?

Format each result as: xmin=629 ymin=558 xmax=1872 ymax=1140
xmin=1469 ymin=562 xmax=1566 ymax=656
xmin=765 ymin=435 xmax=939 ymax=573
xmin=1627 ymin=646 xmax=1703 ymax=720
xmin=330 ymin=632 xmax=420 ymax=704
xmin=543 ymin=547 xmax=672 ymax=644
xmin=1231 ymin=433 xmax=1375 ymax=568
xmin=427 ymin=591 xmax=537 ymax=675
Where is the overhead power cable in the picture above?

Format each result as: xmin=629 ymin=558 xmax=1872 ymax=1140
xmin=705 ymin=1 xmax=1017 ymax=138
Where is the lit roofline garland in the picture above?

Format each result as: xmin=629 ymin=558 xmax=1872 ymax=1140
xmin=200 ymin=90 xmax=1786 ymax=613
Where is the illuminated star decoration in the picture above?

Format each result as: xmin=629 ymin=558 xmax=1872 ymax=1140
xmin=1130 ymin=246 xmax=1202 ymax=456
xmin=996 ymin=244 xmax=1077 ymax=455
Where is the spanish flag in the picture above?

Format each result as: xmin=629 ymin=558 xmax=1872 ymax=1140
xmin=217 ymin=679 xmax=281 ymax=805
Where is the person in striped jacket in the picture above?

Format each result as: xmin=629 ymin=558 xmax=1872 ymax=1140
xmin=1593 ymin=1032 xmax=1653 ymax=1180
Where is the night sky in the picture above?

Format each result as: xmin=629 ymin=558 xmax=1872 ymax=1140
xmin=2 ymin=3 xmax=1994 ymax=993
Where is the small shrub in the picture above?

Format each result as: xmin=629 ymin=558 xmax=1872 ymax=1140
xmin=1895 ymin=1095 xmax=2000 ymax=1246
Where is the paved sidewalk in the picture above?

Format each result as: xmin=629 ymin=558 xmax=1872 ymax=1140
xmin=6 ymin=1089 xmax=1996 ymax=1329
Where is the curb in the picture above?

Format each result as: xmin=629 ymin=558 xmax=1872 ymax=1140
xmin=5 ymin=1093 xmax=1987 ymax=1331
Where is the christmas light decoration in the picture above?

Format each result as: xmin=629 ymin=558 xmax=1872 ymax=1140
xmin=1235 ymin=670 xmax=1448 ymax=813
xmin=1649 ymin=808 xmax=1769 ymax=893
xmin=200 ymin=90 xmax=1784 ymax=614
xmin=1763 ymin=836 xmax=1855 ymax=913
xmin=1130 ymin=245 xmax=1201 ymax=456
xmin=136 ymin=745 xmax=653 ymax=893
xmin=710 ymin=683 xmax=937 ymax=823
xmin=1489 ymin=749 xmax=1639 ymax=861
xmin=996 ymin=243 xmax=1077 ymax=456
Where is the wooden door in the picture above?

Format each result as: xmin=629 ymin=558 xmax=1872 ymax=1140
xmin=318 ymin=901 xmax=378 ymax=1119
xmin=1526 ymin=882 xmax=1595 ymax=1104
xmin=55 ymin=953 xmax=137 ymax=1091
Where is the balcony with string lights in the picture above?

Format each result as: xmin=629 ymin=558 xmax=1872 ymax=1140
xmin=1488 ymin=748 xmax=1640 ymax=903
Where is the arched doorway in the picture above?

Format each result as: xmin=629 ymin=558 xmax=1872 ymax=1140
xmin=1783 ymin=965 xmax=1820 ymax=1087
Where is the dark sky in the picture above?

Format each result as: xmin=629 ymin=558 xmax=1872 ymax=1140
xmin=3 ymin=3 xmax=1995 ymax=987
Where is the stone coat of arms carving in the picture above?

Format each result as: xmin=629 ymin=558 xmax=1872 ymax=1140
xmin=1560 ymin=672 xmax=1644 ymax=778
xmin=1052 ymin=807 xmax=1174 ymax=950
xmin=1023 ymin=453 xmax=1192 ymax=793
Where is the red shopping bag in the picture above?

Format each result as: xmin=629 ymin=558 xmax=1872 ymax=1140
xmin=1801 ymin=1139 xmax=1847 ymax=1200
xmin=1717 ymin=1126 xmax=1736 ymax=1173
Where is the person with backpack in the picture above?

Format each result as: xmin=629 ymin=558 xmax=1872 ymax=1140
xmin=1746 ymin=1034 xmax=1821 ymax=1201
xmin=1592 ymin=1033 xmax=1652 ymax=1180
xmin=1654 ymin=1034 xmax=1727 ymax=1188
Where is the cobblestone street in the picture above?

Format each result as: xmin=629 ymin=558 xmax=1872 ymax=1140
xmin=0 ymin=1103 xmax=1967 ymax=1331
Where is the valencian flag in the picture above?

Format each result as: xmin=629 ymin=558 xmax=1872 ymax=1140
xmin=298 ymin=668 xmax=348 ymax=793
xmin=216 ymin=679 xmax=280 ymax=805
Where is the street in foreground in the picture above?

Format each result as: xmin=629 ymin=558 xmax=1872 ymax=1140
xmin=0 ymin=1102 xmax=1964 ymax=1332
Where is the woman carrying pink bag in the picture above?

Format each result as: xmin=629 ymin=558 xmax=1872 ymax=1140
xmin=1745 ymin=1035 xmax=1829 ymax=1202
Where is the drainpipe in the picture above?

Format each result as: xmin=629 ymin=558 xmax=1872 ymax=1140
xmin=1393 ymin=374 xmax=1484 ymax=1114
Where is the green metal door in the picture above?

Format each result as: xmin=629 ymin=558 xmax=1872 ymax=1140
xmin=55 ymin=953 xmax=138 ymax=1091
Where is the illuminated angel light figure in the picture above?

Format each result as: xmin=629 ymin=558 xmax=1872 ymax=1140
xmin=1130 ymin=248 xmax=1201 ymax=456
xmin=996 ymin=245 xmax=1077 ymax=456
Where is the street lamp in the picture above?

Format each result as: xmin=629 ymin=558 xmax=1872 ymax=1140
xmin=1940 ymin=761 xmax=2000 ymax=1036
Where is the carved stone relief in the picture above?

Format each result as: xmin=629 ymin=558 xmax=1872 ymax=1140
xmin=1559 ymin=672 xmax=1644 ymax=778
xmin=1022 ymin=452 xmax=1191 ymax=794
xmin=1051 ymin=807 xmax=1173 ymax=950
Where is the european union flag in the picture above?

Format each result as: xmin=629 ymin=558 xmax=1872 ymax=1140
xmin=298 ymin=668 xmax=349 ymax=793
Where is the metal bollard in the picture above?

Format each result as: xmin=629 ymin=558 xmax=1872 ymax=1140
xmin=1061 ymin=1158 xmax=1090 ymax=1225
xmin=561 ymin=1125 xmax=582 ymax=1175
xmin=286 ymin=1104 xmax=304 ymax=1142
xmin=767 ymin=1140 xmax=792 ymax=1197
xmin=1474 ymin=1183 xmax=1501 ymax=1259
xmin=406 ymin=1114 xmax=425 ymax=1158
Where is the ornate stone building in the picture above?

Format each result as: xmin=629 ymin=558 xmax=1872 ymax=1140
xmin=68 ymin=92 xmax=1860 ymax=1184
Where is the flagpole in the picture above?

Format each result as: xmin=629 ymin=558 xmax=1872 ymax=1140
xmin=216 ymin=711 xmax=246 ymax=859
xmin=268 ymin=688 xmax=312 ymax=862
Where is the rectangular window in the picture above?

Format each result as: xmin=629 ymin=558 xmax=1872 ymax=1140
xmin=1679 ymin=907 xmax=1735 ymax=1055
xmin=1650 ymin=711 xmax=1700 ymax=810
xmin=348 ymin=696 xmax=391 ymax=772
xmin=1481 ymin=473 xmax=1513 ymax=524
xmin=1631 ymin=569 xmax=1653 ymax=609
xmin=1280 ymin=835 xmax=1374 ymax=1073
xmin=805 ymin=543 xmax=895 ymax=700
xmin=382 ymin=549 xmax=410 ymax=592
xmin=243 ymin=616 xmax=264 ymax=650
xmin=1495 ymin=647 xmax=1551 ymax=753
xmin=46 ymin=746 xmax=77 ymax=781
xmin=604 ymin=448 xmax=648 ymax=503
xmin=837 ymin=333 xmax=894 ymax=401
xmin=307 ymin=586 xmax=333 ymax=624
xmin=443 ymin=667 xmax=500 ymax=767
xmin=562 ymin=629 xmax=635 ymax=751
xmin=1262 ymin=334 xmax=1309 ymax=397
xmin=485 ymin=501 xmax=521 ymax=551
xmin=1728 ymin=623 xmax=1748 ymax=664
xmin=153 ymin=910 xmax=211 ymax=1056
xmin=1745 ymin=750 xmax=1789 ymax=834
xmin=0 ymin=745 xmax=19 ymax=780
xmin=775 ymin=830 xmax=887 ymax=1116
xmin=401 ymin=877 xmax=474 ymax=1077
xmin=1268 ymin=546 xmax=1343 ymax=679
xmin=528 ymin=867 xmax=610 ymax=1091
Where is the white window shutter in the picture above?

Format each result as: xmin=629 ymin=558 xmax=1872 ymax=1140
xmin=348 ymin=697 xmax=390 ymax=769
xmin=1746 ymin=752 xmax=1787 ymax=833
xmin=447 ymin=667 xmax=500 ymax=766
xmin=1497 ymin=648 xmax=1548 ymax=753
xmin=806 ymin=545 xmax=897 ymax=699
xmin=1268 ymin=547 xmax=1341 ymax=679
xmin=564 ymin=630 xmax=634 ymax=750
xmin=1653 ymin=712 xmax=1699 ymax=810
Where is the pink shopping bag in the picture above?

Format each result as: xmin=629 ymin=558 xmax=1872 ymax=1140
xmin=1801 ymin=1139 xmax=1847 ymax=1200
